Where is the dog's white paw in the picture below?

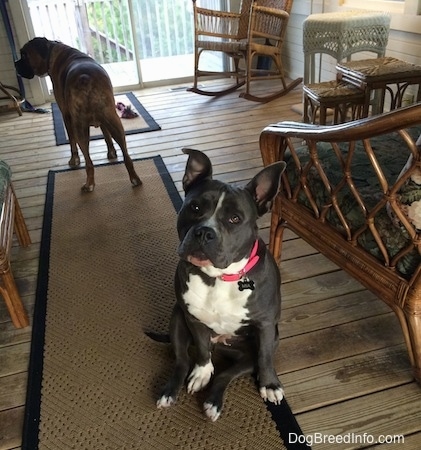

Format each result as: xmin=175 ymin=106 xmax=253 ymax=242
xmin=260 ymin=386 xmax=284 ymax=405
xmin=187 ymin=361 xmax=214 ymax=394
xmin=204 ymin=402 xmax=221 ymax=422
xmin=68 ymin=156 xmax=80 ymax=167
xmin=81 ymin=183 xmax=95 ymax=193
xmin=131 ymin=176 xmax=142 ymax=187
xmin=156 ymin=395 xmax=175 ymax=409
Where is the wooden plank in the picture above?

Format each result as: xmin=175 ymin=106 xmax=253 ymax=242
xmin=0 ymin=406 xmax=25 ymax=450
xmin=282 ymin=344 xmax=412 ymax=413
xmin=280 ymin=253 xmax=341 ymax=283
xmin=295 ymin=384 xmax=421 ymax=450
xmin=372 ymin=432 xmax=421 ymax=449
xmin=280 ymin=290 xmax=389 ymax=338
xmin=281 ymin=270 xmax=366 ymax=309
xmin=0 ymin=373 xmax=27 ymax=411
xmin=0 ymin=318 xmax=32 ymax=347
xmin=277 ymin=237 xmax=319 ymax=261
xmin=0 ymin=342 xmax=31 ymax=377
xmin=276 ymin=314 xmax=405 ymax=374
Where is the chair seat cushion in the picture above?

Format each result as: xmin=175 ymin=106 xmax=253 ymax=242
xmin=0 ymin=160 xmax=12 ymax=207
xmin=283 ymin=125 xmax=421 ymax=278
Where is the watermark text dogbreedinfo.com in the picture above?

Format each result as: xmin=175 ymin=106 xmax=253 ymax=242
xmin=289 ymin=432 xmax=405 ymax=446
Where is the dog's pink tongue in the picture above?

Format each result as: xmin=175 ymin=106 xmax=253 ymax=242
xmin=187 ymin=255 xmax=212 ymax=267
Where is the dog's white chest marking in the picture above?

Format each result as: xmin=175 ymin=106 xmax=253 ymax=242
xmin=184 ymin=274 xmax=250 ymax=335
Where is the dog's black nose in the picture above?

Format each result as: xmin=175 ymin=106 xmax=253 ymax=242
xmin=194 ymin=226 xmax=216 ymax=244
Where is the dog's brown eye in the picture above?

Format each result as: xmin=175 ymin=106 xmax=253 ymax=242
xmin=190 ymin=202 xmax=200 ymax=213
xmin=229 ymin=215 xmax=241 ymax=224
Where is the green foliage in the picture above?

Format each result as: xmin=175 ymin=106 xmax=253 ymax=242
xmin=86 ymin=0 xmax=193 ymax=62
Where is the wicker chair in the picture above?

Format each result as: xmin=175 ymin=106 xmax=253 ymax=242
xmin=0 ymin=82 xmax=22 ymax=116
xmin=188 ymin=0 xmax=302 ymax=102
xmin=260 ymin=104 xmax=421 ymax=384
xmin=0 ymin=161 xmax=31 ymax=328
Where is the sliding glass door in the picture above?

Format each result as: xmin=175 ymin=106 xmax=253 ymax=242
xmin=25 ymin=0 xmax=204 ymax=92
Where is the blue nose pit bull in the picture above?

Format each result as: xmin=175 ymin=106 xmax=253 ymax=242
xmin=157 ymin=148 xmax=286 ymax=421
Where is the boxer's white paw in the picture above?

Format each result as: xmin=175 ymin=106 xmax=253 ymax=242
xmin=204 ymin=402 xmax=221 ymax=422
xmin=81 ymin=183 xmax=95 ymax=193
xmin=260 ymin=386 xmax=284 ymax=405
xmin=68 ymin=156 xmax=80 ymax=167
xmin=156 ymin=395 xmax=175 ymax=409
xmin=187 ymin=361 xmax=214 ymax=393
xmin=131 ymin=177 xmax=142 ymax=187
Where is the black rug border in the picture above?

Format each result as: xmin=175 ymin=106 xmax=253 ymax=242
xmin=21 ymin=156 xmax=309 ymax=450
xmin=52 ymin=91 xmax=161 ymax=146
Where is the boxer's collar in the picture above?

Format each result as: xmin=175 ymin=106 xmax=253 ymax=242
xmin=220 ymin=240 xmax=260 ymax=282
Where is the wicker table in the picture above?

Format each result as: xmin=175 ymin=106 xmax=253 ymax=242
xmin=337 ymin=56 xmax=421 ymax=116
xmin=303 ymin=11 xmax=390 ymax=84
xmin=303 ymin=80 xmax=365 ymax=125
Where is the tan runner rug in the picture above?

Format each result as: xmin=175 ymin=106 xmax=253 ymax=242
xmin=23 ymin=157 xmax=308 ymax=449
xmin=52 ymin=92 xmax=161 ymax=145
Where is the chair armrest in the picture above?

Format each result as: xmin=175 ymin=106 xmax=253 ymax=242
xmin=253 ymin=5 xmax=289 ymax=20
xmin=260 ymin=104 xmax=421 ymax=158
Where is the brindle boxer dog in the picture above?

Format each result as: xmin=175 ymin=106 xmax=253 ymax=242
xmin=15 ymin=37 xmax=141 ymax=192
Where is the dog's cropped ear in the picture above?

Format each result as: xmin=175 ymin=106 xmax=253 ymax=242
xmin=181 ymin=148 xmax=213 ymax=193
xmin=30 ymin=37 xmax=50 ymax=59
xmin=245 ymin=162 xmax=286 ymax=216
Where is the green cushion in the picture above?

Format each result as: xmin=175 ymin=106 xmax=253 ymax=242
xmin=393 ymin=174 xmax=421 ymax=229
xmin=0 ymin=160 xmax=12 ymax=206
xmin=283 ymin=125 xmax=421 ymax=278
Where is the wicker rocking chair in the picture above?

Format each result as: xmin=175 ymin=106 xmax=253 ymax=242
xmin=189 ymin=0 xmax=302 ymax=102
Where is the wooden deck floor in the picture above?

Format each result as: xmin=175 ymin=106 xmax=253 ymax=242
xmin=1 ymin=80 xmax=421 ymax=449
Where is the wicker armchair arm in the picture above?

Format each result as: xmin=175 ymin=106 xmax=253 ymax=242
xmin=261 ymin=104 xmax=421 ymax=159
xmin=253 ymin=5 xmax=289 ymax=20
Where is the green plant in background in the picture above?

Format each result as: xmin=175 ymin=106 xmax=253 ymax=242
xmin=87 ymin=0 xmax=133 ymax=62
xmin=85 ymin=0 xmax=193 ymax=62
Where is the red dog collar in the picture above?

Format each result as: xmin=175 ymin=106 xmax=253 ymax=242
xmin=220 ymin=240 xmax=260 ymax=282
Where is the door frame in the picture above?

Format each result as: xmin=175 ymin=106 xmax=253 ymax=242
xmin=10 ymin=0 xmax=47 ymax=103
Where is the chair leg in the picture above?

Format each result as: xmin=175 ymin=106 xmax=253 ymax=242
xmin=0 ymin=267 xmax=29 ymax=328
xmin=188 ymin=50 xmax=246 ymax=97
xmin=406 ymin=311 xmax=421 ymax=384
xmin=0 ymin=82 xmax=22 ymax=117
xmin=0 ymin=183 xmax=31 ymax=328
xmin=240 ymin=52 xmax=302 ymax=103
xmin=269 ymin=198 xmax=285 ymax=263
xmin=12 ymin=184 xmax=31 ymax=247
xmin=402 ymin=287 xmax=421 ymax=384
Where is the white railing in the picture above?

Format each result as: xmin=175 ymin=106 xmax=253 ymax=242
xmin=26 ymin=0 xmax=197 ymax=63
